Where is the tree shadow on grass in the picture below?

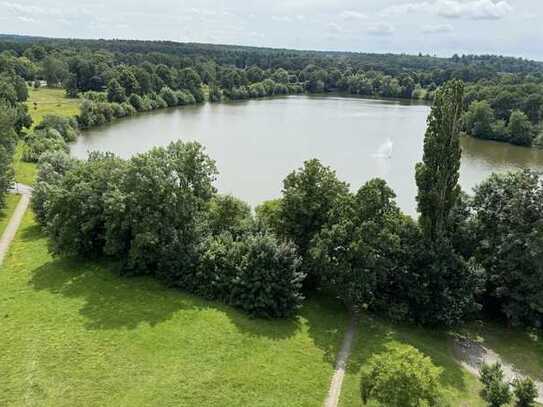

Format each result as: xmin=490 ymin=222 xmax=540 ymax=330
xmin=28 ymin=255 xmax=302 ymax=340
xmin=343 ymin=313 xmax=472 ymax=395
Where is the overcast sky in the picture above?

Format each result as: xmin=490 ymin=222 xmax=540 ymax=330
xmin=1 ymin=0 xmax=541 ymax=60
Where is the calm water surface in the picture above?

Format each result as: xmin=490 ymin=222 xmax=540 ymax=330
xmin=71 ymin=95 xmax=543 ymax=214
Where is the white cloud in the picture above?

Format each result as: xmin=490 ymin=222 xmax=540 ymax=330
xmin=437 ymin=0 xmax=512 ymax=20
xmin=380 ymin=0 xmax=512 ymax=20
xmin=367 ymin=22 xmax=395 ymax=35
xmin=340 ymin=10 xmax=368 ymax=21
xmin=380 ymin=2 xmax=432 ymax=17
xmin=421 ymin=23 xmax=454 ymax=33
xmin=17 ymin=15 xmax=36 ymax=23
xmin=272 ymin=15 xmax=292 ymax=22
xmin=1 ymin=2 xmax=46 ymax=15
xmin=326 ymin=22 xmax=343 ymax=33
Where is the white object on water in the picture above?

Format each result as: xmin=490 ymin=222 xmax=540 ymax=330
xmin=373 ymin=139 xmax=393 ymax=159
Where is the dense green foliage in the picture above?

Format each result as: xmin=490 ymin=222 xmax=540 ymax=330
xmin=0 ymin=103 xmax=17 ymax=207
xmin=471 ymin=170 xmax=543 ymax=326
xmin=513 ymin=377 xmax=539 ymax=407
xmin=360 ymin=344 xmax=442 ymax=407
xmin=2 ymin=34 xmax=543 ymax=146
xmin=479 ymin=363 xmax=512 ymax=407
xmin=35 ymin=141 xmax=304 ymax=318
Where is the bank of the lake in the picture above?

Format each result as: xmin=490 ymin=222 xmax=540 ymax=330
xmin=71 ymin=95 xmax=543 ymax=214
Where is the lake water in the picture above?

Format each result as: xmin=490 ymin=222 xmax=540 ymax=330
xmin=71 ymin=95 xmax=543 ymax=214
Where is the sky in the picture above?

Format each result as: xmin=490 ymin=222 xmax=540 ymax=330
xmin=1 ymin=0 xmax=542 ymax=60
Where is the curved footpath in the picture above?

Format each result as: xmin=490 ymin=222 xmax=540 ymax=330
xmin=0 ymin=183 xmax=32 ymax=265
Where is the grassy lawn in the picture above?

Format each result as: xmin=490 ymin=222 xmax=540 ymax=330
xmin=14 ymin=87 xmax=80 ymax=185
xmin=13 ymin=143 xmax=37 ymax=186
xmin=25 ymin=87 xmax=80 ymax=126
xmin=340 ymin=315 xmax=486 ymax=407
xmin=0 ymin=194 xmax=20 ymax=236
xmin=0 ymin=211 xmax=347 ymax=407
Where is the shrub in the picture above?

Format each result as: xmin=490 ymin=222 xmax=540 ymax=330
xmin=479 ymin=363 xmax=512 ymax=407
xmin=198 ymin=232 xmax=305 ymax=318
xmin=128 ymin=93 xmax=145 ymax=112
xmin=513 ymin=377 xmax=538 ymax=407
xmin=159 ymin=86 xmax=178 ymax=107
xmin=232 ymin=233 xmax=304 ymax=318
xmin=121 ymin=102 xmax=137 ymax=116
xmin=110 ymin=102 xmax=126 ymax=118
xmin=22 ymin=128 xmax=68 ymax=162
xmin=360 ymin=344 xmax=442 ymax=407
xmin=209 ymin=85 xmax=222 ymax=103
xmin=175 ymin=90 xmax=196 ymax=105
xmin=80 ymin=91 xmax=108 ymax=102
xmin=35 ymin=114 xmax=79 ymax=142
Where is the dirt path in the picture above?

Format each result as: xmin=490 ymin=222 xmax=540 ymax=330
xmin=453 ymin=336 xmax=543 ymax=403
xmin=324 ymin=314 xmax=358 ymax=407
xmin=0 ymin=184 xmax=32 ymax=266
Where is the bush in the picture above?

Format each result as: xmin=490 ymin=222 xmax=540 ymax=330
xmin=232 ymin=233 xmax=304 ymax=318
xmin=513 ymin=377 xmax=538 ymax=407
xmin=128 ymin=93 xmax=145 ymax=112
xmin=479 ymin=363 xmax=512 ymax=407
xmin=110 ymin=102 xmax=126 ymax=118
xmin=121 ymin=102 xmax=137 ymax=116
xmin=175 ymin=90 xmax=195 ymax=105
xmin=22 ymin=128 xmax=68 ymax=162
xmin=360 ymin=344 xmax=442 ymax=407
xmin=198 ymin=232 xmax=305 ymax=318
xmin=35 ymin=114 xmax=79 ymax=142
xmin=159 ymin=86 xmax=178 ymax=107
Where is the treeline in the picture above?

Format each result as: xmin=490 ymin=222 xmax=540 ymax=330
xmin=464 ymin=79 xmax=543 ymax=146
xmin=0 ymin=66 xmax=33 ymax=206
xmin=32 ymin=81 xmax=543 ymax=327
xmin=2 ymin=34 xmax=543 ymax=147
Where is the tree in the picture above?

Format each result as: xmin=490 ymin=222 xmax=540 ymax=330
xmin=479 ymin=363 xmax=512 ymax=407
xmin=523 ymin=94 xmax=543 ymax=124
xmin=272 ymin=68 xmax=289 ymax=84
xmin=106 ymin=79 xmax=126 ymax=103
xmin=41 ymin=56 xmax=68 ymax=87
xmin=278 ymin=159 xmax=349 ymax=284
xmin=207 ymin=194 xmax=252 ymax=238
xmin=247 ymin=66 xmax=264 ymax=83
xmin=360 ymin=344 xmax=442 ymax=407
xmin=310 ymin=179 xmax=417 ymax=316
xmin=103 ymin=141 xmax=217 ymax=282
xmin=0 ymin=103 xmax=16 ymax=208
xmin=118 ymin=66 xmax=141 ymax=95
xmin=464 ymin=100 xmax=496 ymax=139
xmin=472 ymin=170 xmax=543 ymax=326
xmin=508 ymin=110 xmax=534 ymax=146
xmin=513 ymin=377 xmax=538 ymax=407
xmin=416 ymin=80 xmax=464 ymax=240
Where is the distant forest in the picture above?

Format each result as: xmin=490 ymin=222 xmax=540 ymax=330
xmin=1 ymin=33 xmax=542 ymax=146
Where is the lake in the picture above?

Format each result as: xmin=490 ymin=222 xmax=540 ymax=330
xmin=71 ymin=95 xmax=543 ymax=214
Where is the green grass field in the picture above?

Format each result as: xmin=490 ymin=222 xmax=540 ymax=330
xmin=1 ymin=210 xmax=541 ymax=406
xmin=14 ymin=87 xmax=81 ymax=185
xmin=0 ymin=212 xmax=347 ymax=407
xmin=0 ymin=194 xmax=20 ymax=236
xmin=25 ymin=87 xmax=81 ymax=126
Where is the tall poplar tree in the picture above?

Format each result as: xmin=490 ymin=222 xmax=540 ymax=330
xmin=415 ymin=80 xmax=464 ymax=240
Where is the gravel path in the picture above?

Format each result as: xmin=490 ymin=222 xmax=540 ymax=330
xmin=453 ymin=336 xmax=543 ymax=403
xmin=0 ymin=184 xmax=32 ymax=266
xmin=324 ymin=314 xmax=358 ymax=407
